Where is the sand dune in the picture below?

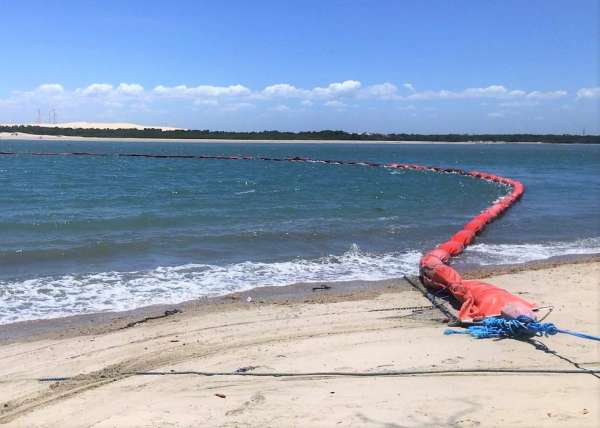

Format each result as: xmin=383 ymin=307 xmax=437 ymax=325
xmin=1 ymin=122 xmax=182 ymax=131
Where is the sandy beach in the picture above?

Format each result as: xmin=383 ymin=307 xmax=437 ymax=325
xmin=2 ymin=3 xmax=598 ymax=427
xmin=1 ymin=259 xmax=598 ymax=427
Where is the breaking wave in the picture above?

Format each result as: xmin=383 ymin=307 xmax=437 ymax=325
xmin=2 ymin=238 xmax=599 ymax=325
xmin=0 ymin=244 xmax=421 ymax=324
xmin=463 ymin=237 xmax=600 ymax=265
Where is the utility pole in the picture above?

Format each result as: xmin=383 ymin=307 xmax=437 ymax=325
xmin=37 ymin=109 xmax=41 ymax=124
xmin=52 ymin=108 xmax=56 ymax=124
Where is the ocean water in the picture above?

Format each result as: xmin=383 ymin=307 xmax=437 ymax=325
xmin=1 ymin=140 xmax=599 ymax=324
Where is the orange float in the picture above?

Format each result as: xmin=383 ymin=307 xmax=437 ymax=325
xmin=415 ymin=167 xmax=534 ymax=321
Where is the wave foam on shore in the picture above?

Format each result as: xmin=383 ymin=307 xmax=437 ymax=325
xmin=2 ymin=238 xmax=599 ymax=325
xmin=0 ymin=245 xmax=421 ymax=324
xmin=464 ymin=237 xmax=600 ymax=265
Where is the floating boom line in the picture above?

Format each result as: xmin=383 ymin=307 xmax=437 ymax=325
xmin=0 ymin=151 xmax=529 ymax=322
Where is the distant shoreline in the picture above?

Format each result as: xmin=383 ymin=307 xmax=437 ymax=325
xmin=1 ymin=132 xmax=596 ymax=145
xmin=1 ymin=125 xmax=598 ymax=144
xmin=0 ymin=132 xmax=548 ymax=144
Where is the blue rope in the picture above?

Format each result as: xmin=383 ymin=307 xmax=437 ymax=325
xmin=445 ymin=316 xmax=600 ymax=341
xmin=555 ymin=328 xmax=600 ymax=341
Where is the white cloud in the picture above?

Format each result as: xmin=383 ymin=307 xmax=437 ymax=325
xmin=488 ymin=112 xmax=505 ymax=118
xmin=363 ymin=82 xmax=398 ymax=99
xmin=2 ymin=81 xmax=576 ymax=106
xmin=78 ymin=83 xmax=114 ymax=96
xmin=261 ymin=80 xmax=362 ymax=100
xmin=405 ymin=89 xmax=451 ymax=100
xmin=262 ymin=83 xmax=308 ymax=98
xmin=195 ymin=84 xmax=250 ymax=97
xmin=36 ymin=83 xmax=64 ymax=94
xmin=576 ymin=87 xmax=600 ymax=99
xmin=0 ymin=80 xmax=583 ymax=125
xmin=406 ymin=85 xmax=567 ymax=101
xmin=464 ymin=85 xmax=510 ymax=97
xmin=507 ymin=90 xmax=527 ymax=97
xmin=313 ymin=80 xmax=361 ymax=98
xmin=153 ymin=85 xmax=182 ymax=96
xmin=525 ymin=90 xmax=567 ymax=100
xmin=409 ymin=85 xmax=522 ymax=100
xmin=153 ymin=84 xmax=250 ymax=98
xmin=116 ymin=83 xmax=144 ymax=95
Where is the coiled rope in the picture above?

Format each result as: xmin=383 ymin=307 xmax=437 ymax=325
xmin=444 ymin=315 xmax=600 ymax=341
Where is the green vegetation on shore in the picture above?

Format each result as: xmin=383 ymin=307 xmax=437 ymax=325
xmin=2 ymin=125 xmax=598 ymax=144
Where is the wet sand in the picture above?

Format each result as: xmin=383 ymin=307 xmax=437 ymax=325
xmin=0 ymin=259 xmax=598 ymax=427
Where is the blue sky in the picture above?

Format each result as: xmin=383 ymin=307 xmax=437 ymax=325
xmin=1 ymin=0 xmax=598 ymax=133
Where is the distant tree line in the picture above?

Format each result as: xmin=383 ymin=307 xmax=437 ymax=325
xmin=1 ymin=125 xmax=599 ymax=144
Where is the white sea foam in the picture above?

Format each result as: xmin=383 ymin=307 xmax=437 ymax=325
xmin=3 ymin=238 xmax=599 ymax=325
xmin=463 ymin=237 xmax=600 ymax=265
xmin=0 ymin=244 xmax=421 ymax=324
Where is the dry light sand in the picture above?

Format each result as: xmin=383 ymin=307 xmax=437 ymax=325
xmin=0 ymin=262 xmax=598 ymax=427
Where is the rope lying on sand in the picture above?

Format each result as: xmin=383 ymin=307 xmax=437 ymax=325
xmin=36 ymin=367 xmax=600 ymax=382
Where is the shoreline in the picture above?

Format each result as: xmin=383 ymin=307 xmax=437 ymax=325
xmin=0 ymin=132 xmax=548 ymax=144
xmin=2 ymin=253 xmax=598 ymax=344
xmin=1 ymin=258 xmax=598 ymax=426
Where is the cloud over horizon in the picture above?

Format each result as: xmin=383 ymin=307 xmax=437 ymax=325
xmin=0 ymin=80 xmax=596 ymax=133
xmin=576 ymin=87 xmax=600 ymax=99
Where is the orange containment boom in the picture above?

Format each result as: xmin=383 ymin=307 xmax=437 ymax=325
xmin=1 ymin=151 xmax=534 ymax=321
xmin=399 ymin=165 xmax=535 ymax=322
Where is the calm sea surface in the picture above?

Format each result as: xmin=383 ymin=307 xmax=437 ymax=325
xmin=1 ymin=140 xmax=599 ymax=323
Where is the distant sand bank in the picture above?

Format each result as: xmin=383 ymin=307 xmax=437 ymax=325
xmin=0 ymin=122 xmax=182 ymax=131
xmin=1 ymin=259 xmax=598 ymax=426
